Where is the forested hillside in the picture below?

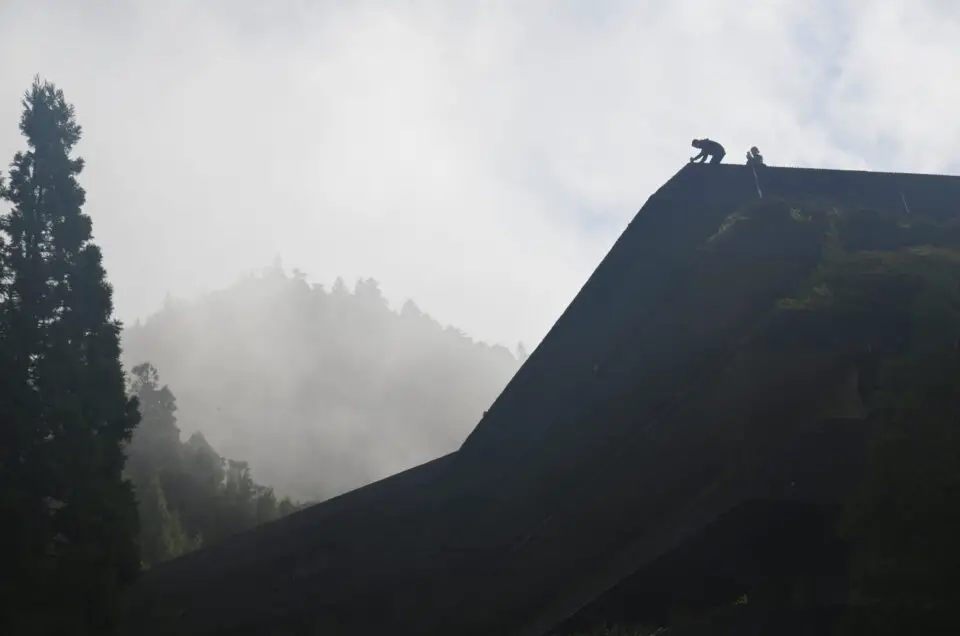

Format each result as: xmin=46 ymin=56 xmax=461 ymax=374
xmin=123 ymin=361 xmax=302 ymax=568
xmin=121 ymin=264 xmax=525 ymax=502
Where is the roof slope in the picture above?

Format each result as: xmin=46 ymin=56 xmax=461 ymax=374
xmin=120 ymin=164 xmax=960 ymax=636
xmin=455 ymin=164 xmax=960 ymax=475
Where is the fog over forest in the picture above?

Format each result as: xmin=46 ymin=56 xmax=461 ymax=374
xmin=121 ymin=261 xmax=525 ymax=502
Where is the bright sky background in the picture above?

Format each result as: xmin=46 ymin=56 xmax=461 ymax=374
xmin=2 ymin=0 xmax=959 ymax=350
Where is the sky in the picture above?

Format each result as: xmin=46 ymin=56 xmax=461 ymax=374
xmin=2 ymin=0 xmax=960 ymax=350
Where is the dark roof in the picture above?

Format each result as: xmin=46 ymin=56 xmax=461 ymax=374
xmin=120 ymin=163 xmax=960 ymax=636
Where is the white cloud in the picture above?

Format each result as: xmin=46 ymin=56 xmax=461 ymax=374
xmin=1 ymin=0 xmax=958 ymax=349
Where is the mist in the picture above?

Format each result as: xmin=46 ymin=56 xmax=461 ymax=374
xmin=120 ymin=265 xmax=523 ymax=501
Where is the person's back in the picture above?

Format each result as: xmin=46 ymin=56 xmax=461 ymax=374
xmin=702 ymin=139 xmax=724 ymax=158
xmin=690 ymin=138 xmax=726 ymax=164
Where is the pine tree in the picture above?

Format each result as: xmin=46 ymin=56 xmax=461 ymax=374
xmin=0 ymin=77 xmax=141 ymax=635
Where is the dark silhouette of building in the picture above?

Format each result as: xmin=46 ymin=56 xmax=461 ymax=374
xmin=119 ymin=164 xmax=960 ymax=636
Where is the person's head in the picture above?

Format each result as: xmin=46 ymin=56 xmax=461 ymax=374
xmin=750 ymin=146 xmax=760 ymax=155
xmin=691 ymin=139 xmax=703 ymax=148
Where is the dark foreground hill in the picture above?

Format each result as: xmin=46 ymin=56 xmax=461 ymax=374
xmin=120 ymin=163 xmax=960 ymax=636
xmin=121 ymin=273 xmax=522 ymax=502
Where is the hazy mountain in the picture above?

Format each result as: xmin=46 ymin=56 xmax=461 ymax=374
xmin=121 ymin=262 xmax=525 ymax=502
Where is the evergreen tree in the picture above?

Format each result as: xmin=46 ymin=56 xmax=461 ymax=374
xmin=0 ymin=77 xmax=140 ymax=635
xmin=126 ymin=363 xmax=182 ymax=488
xmin=125 ymin=362 xmax=202 ymax=566
xmin=223 ymin=459 xmax=259 ymax=533
xmin=166 ymin=431 xmax=227 ymax=541
xmin=137 ymin=474 xmax=197 ymax=568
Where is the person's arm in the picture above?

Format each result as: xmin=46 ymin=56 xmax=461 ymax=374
xmin=690 ymin=150 xmax=706 ymax=162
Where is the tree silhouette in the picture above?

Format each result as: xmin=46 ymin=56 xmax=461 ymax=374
xmin=0 ymin=76 xmax=140 ymax=635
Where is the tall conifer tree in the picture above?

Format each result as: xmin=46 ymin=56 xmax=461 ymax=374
xmin=0 ymin=76 xmax=140 ymax=635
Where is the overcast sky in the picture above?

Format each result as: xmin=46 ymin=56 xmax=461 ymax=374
xmin=1 ymin=0 xmax=959 ymax=350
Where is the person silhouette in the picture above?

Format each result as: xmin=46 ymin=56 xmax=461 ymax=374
xmin=690 ymin=138 xmax=726 ymax=164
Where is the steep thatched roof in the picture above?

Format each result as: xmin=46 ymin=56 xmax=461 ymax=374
xmin=120 ymin=164 xmax=960 ymax=636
